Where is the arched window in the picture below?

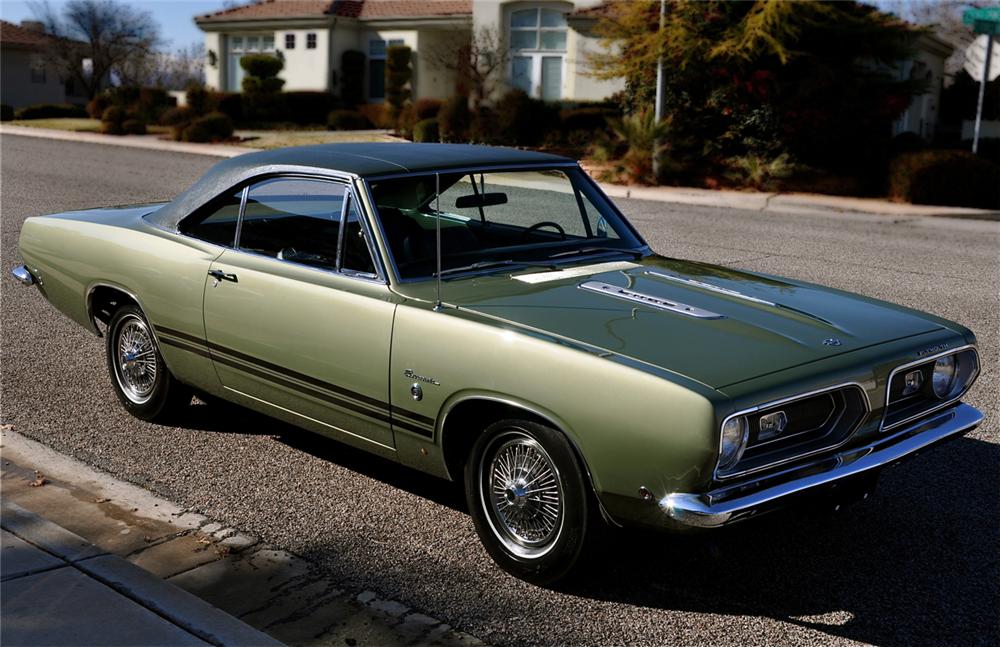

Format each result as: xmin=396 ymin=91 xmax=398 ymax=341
xmin=509 ymin=6 xmax=567 ymax=101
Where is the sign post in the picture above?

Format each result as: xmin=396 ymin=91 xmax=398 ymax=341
xmin=963 ymin=7 xmax=1000 ymax=154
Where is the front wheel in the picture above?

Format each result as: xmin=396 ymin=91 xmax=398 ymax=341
xmin=106 ymin=305 xmax=190 ymax=421
xmin=465 ymin=419 xmax=590 ymax=584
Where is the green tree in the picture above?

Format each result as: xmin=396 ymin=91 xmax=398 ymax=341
xmin=240 ymin=54 xmax=285 ymax=121
xmin=589 ymin=1 xmax=925 ymax=177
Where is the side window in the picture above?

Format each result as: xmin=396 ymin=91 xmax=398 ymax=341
xmin=341 ymin=197 xmax=376 ymax=276
xmin=238 ymin=178 xmax=345 ymax=271
xmin=179 ymin=188 xmax=243 ymax=247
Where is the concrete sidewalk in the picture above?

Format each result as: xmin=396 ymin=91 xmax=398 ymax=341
xmin=1 ymin=428 xmax=480 ymax=646
xmin=3 ymin=123 xmax=997 ymax=221
xmin=1 ymin=501 xmax=281 ymax=646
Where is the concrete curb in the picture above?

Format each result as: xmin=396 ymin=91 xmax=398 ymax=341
xmin=2 ymin=501 xmax=283 ymax=646
xmin=4 ymin=123 xmax=996 ymax=220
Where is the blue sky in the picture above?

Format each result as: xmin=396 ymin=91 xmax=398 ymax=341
xmin=0 ymin=0 xmax=229 ymax=49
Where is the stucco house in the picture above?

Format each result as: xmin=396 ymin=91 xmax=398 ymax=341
xmin=891 ymin=33 xmax=953 ymax=141
xmin=195 ymin=0 xmax=622 ymax=103
xmin=1 ymin=20 xmax=88 ymax=108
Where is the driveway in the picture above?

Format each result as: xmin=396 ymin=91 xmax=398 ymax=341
xmin=2 ymin=134 xmax=998 ymax=646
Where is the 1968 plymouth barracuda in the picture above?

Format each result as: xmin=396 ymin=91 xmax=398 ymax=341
xmin=12 ymin=143 xmax=982 ymax=583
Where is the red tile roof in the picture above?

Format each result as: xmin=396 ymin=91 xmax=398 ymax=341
xmin=0 ymin=20 xmax=55 ymax=49
xmin=196 ymin=0 xmax=471 ymax=23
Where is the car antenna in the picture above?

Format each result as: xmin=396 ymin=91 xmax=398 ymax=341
xmin=434 ymin=172 xmax=443 ymax=311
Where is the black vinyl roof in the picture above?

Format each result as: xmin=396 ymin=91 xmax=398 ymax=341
xmin=147 ymin=143 xmax=574 ymax=230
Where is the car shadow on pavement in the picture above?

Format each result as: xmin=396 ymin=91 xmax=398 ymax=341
xmin=173 ymin=399 xmax=997 ymax=646
xmin=564 ymin=435 xmax=999 ymax=646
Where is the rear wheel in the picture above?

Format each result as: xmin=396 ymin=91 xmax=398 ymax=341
xmin=465 ymin=419 xmax=590 ymax=584
xmin=106 ymin=305 xmax=190 ymax=421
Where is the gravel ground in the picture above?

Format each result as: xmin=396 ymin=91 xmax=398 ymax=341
xmin=2 ymin=134 xmax=998 ymax=646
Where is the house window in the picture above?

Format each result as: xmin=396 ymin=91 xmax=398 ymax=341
xmin=227 ymin=34 xmax=276 ymax=92
xmin=307 ymin=33 xmax=317 ymax=49
xmin=368 ymin=38 xmax=404 ymax=101
xmin=30 ymin=56 xmax=46 ymax=84
xmin=285 ymin=33 xmax=295 ymax=49
xmin=509 ymin=7 xmax=567 ymax=101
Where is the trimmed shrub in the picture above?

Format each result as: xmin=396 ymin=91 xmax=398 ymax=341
xmin=357 ymin=103 xmax=391 ymax=128
xmin=888 ymin=150 xmax=1000 ymax=209
xmin=240 ymin=54 xmax=283 ymax=79
xmin=101 ymin=106 xmax=125 ymax=124
xmin=283 ymin=91 xmax=340 ymax=125
xmin=438 ymin=95 xmax=472 ymax=142
xmin=470 ymin=105 xmax=499 ymax=144
xmin=385 ymin=44 xmax=412 ymax=127
xmin=327 ymin=109 xmax=372 ymax=131
xmin=414 ymin=98 xmax=443 ymax=121
xmin=495 ymin=89 xmax=558 ymax=146
xmin=0 ymin=104 xmax=13 ymax=121
xmin=559 ymin=107 xmax=616 ymax=135
xmin=14 ymin=103 xmax=88 ymax=120
xmin=101 ymin=120 xmax=123 ymax=135
xmin=87 ymin=95 xmax=110 ymax=119
xmin=122 ymin=118 xmax=147 ymax=135
xmin=240 ymin=54 xmax=285 ymax=121
xmin=341 ymin=50 xmax=366 ymax=108
xmin=181 ymin=112 xmax=234 ymax=143
xmin=413 ymin=118 xmax=439 ymax=143
xmin=159 ymin=106 xmax=191 ymax=126
xmin=186 ymin=84 xmax=212 ymax=116
xmin=208 ymin=92 xmax=242 ymax=122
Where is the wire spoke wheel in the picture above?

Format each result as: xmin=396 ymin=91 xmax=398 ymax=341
xmin=113 ymin=315 xmax=158 ymax=404
xmin=479 ymin=430 xmax=564 ymax=559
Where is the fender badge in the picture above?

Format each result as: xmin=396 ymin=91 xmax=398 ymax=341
xmin=404 ymin=369 xmax=440 ymax=386
xmin=823 ymin=338 xmax=842 ymax=346
xmin=916 ymin=344 xmax=949 ymax=357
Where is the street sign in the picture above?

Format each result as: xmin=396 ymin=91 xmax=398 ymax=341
xmin=965 ymin=34 xmax=1000 ymax=82
xmin=964 ymin=7 xmax=1000 ymax=35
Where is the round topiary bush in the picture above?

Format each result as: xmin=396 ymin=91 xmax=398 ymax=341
xmin=158 ymin=106 xmax=191 ymax=126
xmin=326 ymin=109 xmax=372 ymax=131
xmin=101 ymin=106 xmax=125 ymax=125
xmin=122 ymin=118 xmax=147 ymax=135
xmin=413 ymin=118 xmax=439 ymax=143
xmin=240 ymin=54 xmax=284 ymax=79
xmin=181 ymin=122 xmax=212 ymax=143
xmin=196 ymin=112 xmax=235 ymax=140
xmin=889 ymin=150 xmax=1000 ymax=209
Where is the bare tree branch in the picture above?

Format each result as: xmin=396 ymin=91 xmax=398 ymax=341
xmin=30 ymin=0 xmax=161 ymax=98
xmin=425 ymin=26 xmax=510 ymax=108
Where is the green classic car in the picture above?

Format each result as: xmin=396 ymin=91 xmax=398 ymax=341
xmin=12 ymin=144 xmax=983 ymax=583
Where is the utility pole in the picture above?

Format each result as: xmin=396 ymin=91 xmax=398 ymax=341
xmin=652 ymin=0 xmax=666 ymax=180
xmin=972 ymin=34 xmax=994 ymax=154
xmin=963 ymin=7 xmax=1000 ymax=154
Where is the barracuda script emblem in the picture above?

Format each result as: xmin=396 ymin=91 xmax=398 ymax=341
xmin=916 ymin=344 xmax=949 ymax=357
xmin=404 ymin=369 xmax=440 ymax=386
xmin=823 ymin=338 xmax=842 ymax=346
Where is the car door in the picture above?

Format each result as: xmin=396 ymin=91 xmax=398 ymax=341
xmin=202 ymin=176 xmax=397 ymax=454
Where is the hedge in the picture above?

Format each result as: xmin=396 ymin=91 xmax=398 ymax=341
xmin=283 ymin=91 xmax=341 ymax=125
xmin=327 ymin=109 xmax=372 ymax=131
xmin=413 ymin=118 xmax=439 ymax=143
xmin=14 ymin=103 xmax=88 ymax=120
xmin=182 ymin=112 xmax=234 ymax=142
xmin=438 ymin=95 xmax=471 ymax=143
xmin=0 ymin=104 xmax=13 ymax=121
xmin=888 ymin=150 xmax=1000 ymax=209
xmin=341 ymin=50 xmax=366 ymax=108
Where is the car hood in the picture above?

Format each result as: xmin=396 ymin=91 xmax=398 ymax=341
xmin=397 ymin=255 xmax=946 ymax=389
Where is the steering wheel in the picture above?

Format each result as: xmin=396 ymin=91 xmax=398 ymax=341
xmin=521 ymin=221 xmax=566 ymax=242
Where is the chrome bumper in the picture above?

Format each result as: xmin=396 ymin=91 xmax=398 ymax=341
xmin=10 ymin=265 xmax=35 ymax=286
xmin=662 ymin=403 xmax=983 ymax=528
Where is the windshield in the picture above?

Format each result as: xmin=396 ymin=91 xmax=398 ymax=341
xmin=367 ymin=167 xmax=643 ymax=280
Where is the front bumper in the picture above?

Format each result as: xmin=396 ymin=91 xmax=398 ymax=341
xmin=662 ymin=402 xmax=983 ymax=528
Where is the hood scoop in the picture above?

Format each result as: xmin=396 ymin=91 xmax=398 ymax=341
xmin=579 ymin=280 xmax=725 ymax=319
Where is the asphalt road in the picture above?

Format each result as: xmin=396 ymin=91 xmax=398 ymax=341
xmin=2 ymin=134 xmax=998 ymax=646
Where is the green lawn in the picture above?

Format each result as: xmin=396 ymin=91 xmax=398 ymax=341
xmin=10 ymin=118 xmax=103 ymax=132
xmin=236 ymin=129 xmax=400 ymax=149
xmin=9 ymin=118 xmax=172 ymax=136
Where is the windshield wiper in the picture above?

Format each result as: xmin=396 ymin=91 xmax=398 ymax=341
xmin=435 ymin=259 xmax=557 ymax=278
xmin=548 ymin=246 xmax=644 ymax=260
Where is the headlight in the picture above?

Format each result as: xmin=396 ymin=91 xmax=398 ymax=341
xmin=718 ymin=416 xmax=749 ymax=470
xmin=931 ymin=354 xmax=958 ymax=398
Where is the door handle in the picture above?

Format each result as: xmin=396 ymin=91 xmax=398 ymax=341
xmin=208 ymin=269 xmax=238 ymax=283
